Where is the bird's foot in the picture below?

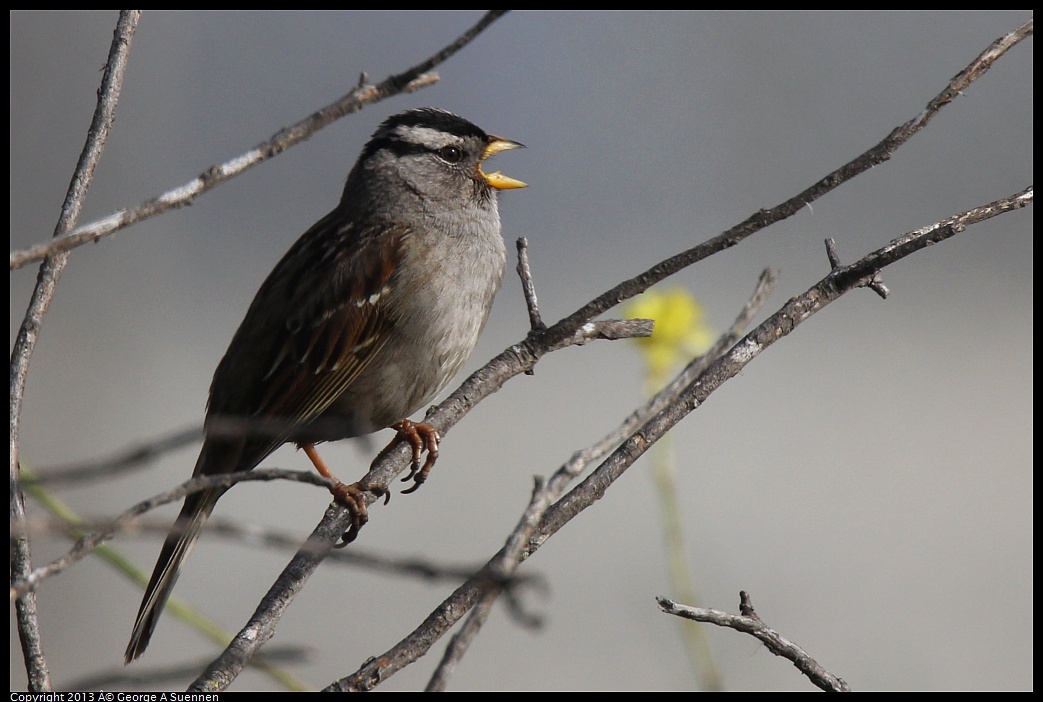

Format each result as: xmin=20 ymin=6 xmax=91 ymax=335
xmin=331 ymin=480 xmax=389 ymax=547
xmin=301 ymin=442 xmax=389 ymax=546
xmin=371 ymin=419 xmax=440 ymax=494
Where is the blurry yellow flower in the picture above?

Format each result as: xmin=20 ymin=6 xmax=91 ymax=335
xmin=624 ymin=287 xmax=714 ymax=380
xmin=622 ymin=287 xmax=722 ymax=689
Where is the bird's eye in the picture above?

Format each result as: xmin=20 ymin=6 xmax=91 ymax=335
xmin=438 ymin=145 xmax=464 ymax=163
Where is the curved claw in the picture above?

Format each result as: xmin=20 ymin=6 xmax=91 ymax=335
xmin=401 ymin=451 xmax=437 ymax=494
xmin=379 ymin=420 xmax=440 ymax=494
xmin=330 ymin=481 xmax=388 ymax=547
xmin=301 ymin=443 xmax=391 ymax=547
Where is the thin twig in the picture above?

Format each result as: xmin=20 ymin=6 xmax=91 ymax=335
xmin=424 ymin=478 xmax=551 ymax=691
xmin=14 ymin=467 xmax=313 ymax=691
xmin=658 ymin=593 xmax=850 ymax=692
xmin=515 ymin=237 xmax=545 ymax=331
xmin=547 ymin=268 xmax=777 ymax=498
xmin=8 ymin=11 xmax=511 ymax=270
xmin=19 ymin=512 xmax=537 ymax=587
xmin=10 ymin=468 xmax=335 ymax=598
xmin=27 ymin=425 xmax=203 ymax=486
xmin=424 ymin=597 xmax=495 ymax=692
xmin=10 ymin=11 xmax=141 ymax=691
xmin=523 ymin=18 xmax=1034 ymax=357
xmin=532 ymin=188 xmax=1032 ymax=546
xmin=64 ymin=644 xmax=310 ymax=694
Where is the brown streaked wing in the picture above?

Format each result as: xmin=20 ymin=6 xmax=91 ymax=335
xmin=205 ymin=211 xmax=408 ymax=461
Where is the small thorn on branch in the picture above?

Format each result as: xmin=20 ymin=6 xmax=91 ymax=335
xmin=825 ymin=238 xmax=889 ymax=299
xmin=738 ymin=590 xmax=760 ymax=621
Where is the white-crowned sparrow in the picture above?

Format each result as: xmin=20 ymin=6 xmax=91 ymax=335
xmin=125 ymin=108 xmax=525 ymax=663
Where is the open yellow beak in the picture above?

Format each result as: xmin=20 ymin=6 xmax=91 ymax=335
xmin=479 ymin=136 xmax=527 ymax=190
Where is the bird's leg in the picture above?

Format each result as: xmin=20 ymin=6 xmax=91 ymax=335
xmin=301 ymin=443 xmax=386 ymax=546
xmin=371 ymin=419 xmax=440 ymax=494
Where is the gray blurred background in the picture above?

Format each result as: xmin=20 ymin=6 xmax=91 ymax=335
xmin=10 ymin=11 xmax=1032 ymax=691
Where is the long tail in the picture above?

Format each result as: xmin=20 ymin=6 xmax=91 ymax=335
xmin=124 ymin=486 xmax=224 ymax=663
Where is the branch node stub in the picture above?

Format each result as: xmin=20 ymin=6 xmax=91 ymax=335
xmin=824 ymin=238 xmax=842 ymax=269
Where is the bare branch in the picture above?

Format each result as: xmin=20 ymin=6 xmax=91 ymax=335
xmin=549 ymin=318 xmax=653 ymax=348
xmin=825 ymin=238 xmax=888 ymax=299
xmin=424 ymin=596 xmax=497 ymax=692
xmin=528 ymin=18 xmax=1033 ymax=354
xmin=8 ymin=10 xmax=510 ymax=270
xmin=423 ymin=478 xmax=551 ymax=691
xmin=10 ymin=468 xmax=335 ymax=598
xmin=63 ymin=644 xmax=310 ymax=694
xmin=347 ymin=476 xmax=555 ymax=692
xmin=532 ymin=187 xmax=1031 ymax=548
xmin=19 ymin=512 xmax=539 ymax=589
xmin=515 ymin=237 xmax=546 ymax=331
xmin=27 ymin=425 xmax=203 ymax=486
xmin=10 ymin=11 xmax=141 ymax=691
xmin=658 ymin=593 xmax=850 ymax=692
xmin=550 ymin=268 xmax=777 ymax=494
